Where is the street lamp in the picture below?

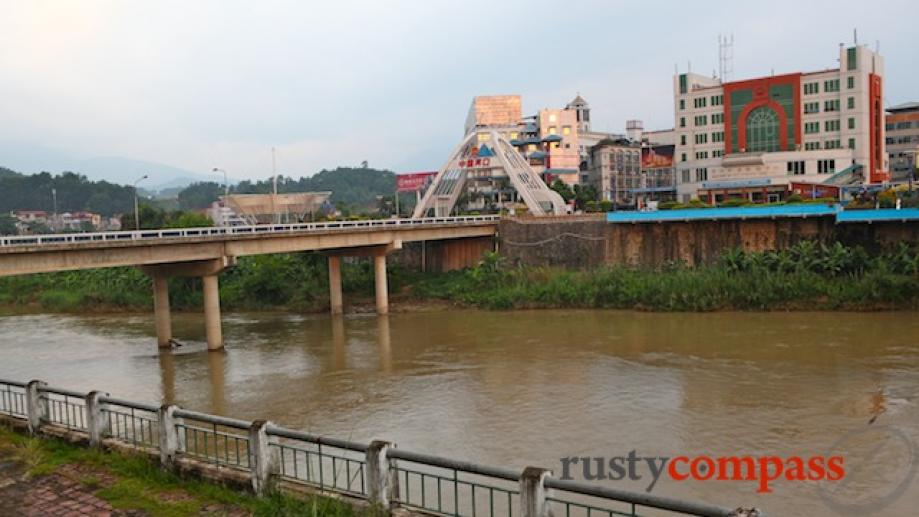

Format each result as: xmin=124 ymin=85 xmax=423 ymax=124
xmin=133 ymin=174 xmax=148 ymax=230
xmin=212 ymin=167 xmax=229 ymax=200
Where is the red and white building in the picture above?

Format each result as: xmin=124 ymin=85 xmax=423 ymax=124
xmin=673 ymin=44 xmax=887 ymax=203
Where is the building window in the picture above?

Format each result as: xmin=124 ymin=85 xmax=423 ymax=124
xmin=804 ymin=102 xmax=820 ymax=114
xmin=681 ymin=153 xmax=687 ymax=162
xmin=746 ymin=106 xmax=780 ymax=152
xmin=711 ymin=113 xmax=724 ymax=124
xmin=825 ymin=140 xmax=841 ymax=150
xmin=695 ymin=168 xmax=708 ymax=182
xmin=713 ymin=149 xmax=723 ymax=157
xmin=848 ymin=118 xmax=855 ymax=130
xmin=805 ymin=141 xmax=821 ymax=151
xmin=825 ymin=100 xmax=840 ymax=112
xmin=547 ymin=126 xmax=557 ymax=135
xmin=804 ymin=82 xmax=819 ymax=95
xmin=562 ymin=126 xmax=571 ymax=135
xmin=694 ymin=115 xmax=707 ymax=126
xmin=847 ymin=97 xmax=855 ymax=110
xmin=679 ymin=99 xmax=685 ymax=110
xmin=825 ymin=120 xmax=840 ymax=132
xmin=694 ymin=97 xmax=707 ymax=109
xmin=847 ymin=76 xmax=855 ymax=89
xmin=848 ymin=138 xmax=856 ymax=149
xmin=477 ymin=133 xmax=490 ymax=142
xmin=805 ymin=122 xmax=820 ymax=134
xmin=711 ymin=95 xmax=723 ymax=106
xmin=712 ymin=131 xmax=724 ymax=143
xmin=681 ymin=169 xmax=691 ymax=183
xmin=680 ymin=117 xmax=686 ymax=128
xmin=818 ymin=159 xmax=836 ymax=174
xmin=824 ymin=79 xmax=840 ymax=92
xmin=510 ymin=132 xmax=518 ymax=140
xmin=695 ymin=151 xmax=709 ymax=159
xmin=787 ymin=161 xmax=806 ymax=175
xmin=695 ymin=133 xmax=708 ymax=144
xmin=680 ymin=135 xmax=687 ymax=145
xmin=549 ymin=114 xmax=557 ymax=123
xmin=847 ymin=48 xmax=857 ymax=71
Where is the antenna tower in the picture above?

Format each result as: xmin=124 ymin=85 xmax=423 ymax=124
xmin=718 ymin=34 xmax=734 ymax=82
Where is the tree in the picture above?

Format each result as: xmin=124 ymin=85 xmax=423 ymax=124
xmin=572 ymin=184 xmax=599 ymax=210
xmin=550 ymin=179 xmax=575 ymax=202
xmin=0 ymin=214 xmax=17 ymax=235
xmin=178 ymin=182 xmax=223 ymax=210
xmin=167 ymin=212 xmax=213 ymax=228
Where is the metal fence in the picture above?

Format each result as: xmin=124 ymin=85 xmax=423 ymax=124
xmin=0 ymin=215 xmax=500 ymax=248
xmin=0 ymin=378 xmax=756 ymax=517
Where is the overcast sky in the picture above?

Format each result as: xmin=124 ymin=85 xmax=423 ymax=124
xmin=1 ymin=0 xmax=917 ymax=181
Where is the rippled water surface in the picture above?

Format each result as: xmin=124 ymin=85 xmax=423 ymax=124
xmin=1 ymin=309 xmax=917 ymax=515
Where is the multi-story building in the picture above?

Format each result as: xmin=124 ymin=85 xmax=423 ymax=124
xmin=886 ymin=102 xmax=919 ymax=180
xmin=673 ymin=44 xmax=887 ymax=203
xmin=590 ymin=138 xmax=642 ymax=204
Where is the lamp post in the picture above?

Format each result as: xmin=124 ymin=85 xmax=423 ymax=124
xmin=212 ymin=167 xmax=229 ymax=200
xmin=133 ymin=174 xmax=148 ymax=230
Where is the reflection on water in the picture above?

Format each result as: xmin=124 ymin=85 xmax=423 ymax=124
xmin=1 ymin=309 xmax=918 ymax=516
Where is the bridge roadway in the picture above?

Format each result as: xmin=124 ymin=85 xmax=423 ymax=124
xmin=0 ymin=216 xmax=499 ymax=350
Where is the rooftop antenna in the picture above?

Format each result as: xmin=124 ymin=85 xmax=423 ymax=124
xmin=853 ymin=28 xmax=858 ymax=46
xmin=718 ymin=34 xmax=734 ymax=81
xmin=688 ymin=60 xmax=692 ymax=73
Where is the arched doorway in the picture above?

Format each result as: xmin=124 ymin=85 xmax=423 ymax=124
xmin=745 ymin=106 xmax=780 ymax=152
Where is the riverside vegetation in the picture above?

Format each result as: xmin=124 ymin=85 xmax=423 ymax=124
xmin=2 ymin=241 xmax=919 ymax=313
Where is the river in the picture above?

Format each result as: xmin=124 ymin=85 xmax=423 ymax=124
xmin=1 ymin=309 xmax=917 ymax=515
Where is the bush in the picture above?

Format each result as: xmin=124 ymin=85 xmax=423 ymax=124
xmin=786 ymin=193 xmax=803 ymax=203
xmin=657 ymin=201 xmax=681 ymax=210
xmin=718 ymin=197 xmax=751 ymax=208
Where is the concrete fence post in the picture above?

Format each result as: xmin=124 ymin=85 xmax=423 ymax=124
xmin=85 ymin=391 xmax=109 ymax=447
xmin=158 ymin=404 xmax=180 ymax=467
xmin=25 ymin=380 xmax=47 ymax=434
xmin=366 ymin=440 xmax=398 ymax=508
xmin=248 ymin=420 xmax=279 ymax=495
xmin=519 ymin=467 xmax=553 ymax=517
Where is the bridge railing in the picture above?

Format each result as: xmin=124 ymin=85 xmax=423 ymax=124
xmin=0 ymin=215 xmax=501 ymax=248
xmin=0 ymin=378 xmax=755 ymax=517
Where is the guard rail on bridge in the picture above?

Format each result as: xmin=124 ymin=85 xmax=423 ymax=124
xmin=0 ymin=215 xmax=501 ymax=248
xmin=0 ymin=378 xmax=759 ymax=517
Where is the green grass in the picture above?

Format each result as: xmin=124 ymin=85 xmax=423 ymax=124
xmin=0 ymin=425 xmax=364 ymax=516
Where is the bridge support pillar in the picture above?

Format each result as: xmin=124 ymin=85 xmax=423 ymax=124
xmin=374 ymin=253 xmax=388 ymax=315
xmin=203 ymin=274 xmax=223 ymax=350
xmin=328 ymin=255 xmax=343 ymax=315
xmin=153 ymin=276 xmax=172 ymax=348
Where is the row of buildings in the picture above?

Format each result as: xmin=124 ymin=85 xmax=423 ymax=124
xmin=8 ymin=210 xmax=121 ymax=234
xmin=441 ymin=40 xmax=916 ymax=212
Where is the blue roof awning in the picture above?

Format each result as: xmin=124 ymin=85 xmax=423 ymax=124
xmin=701 ymin=178 xmax=772 ymax=189
xmin=542 ymin=134 xmax=563 ymax=142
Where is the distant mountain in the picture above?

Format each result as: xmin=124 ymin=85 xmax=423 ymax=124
xmin=0 ymin=141 xmax=217 ymax=191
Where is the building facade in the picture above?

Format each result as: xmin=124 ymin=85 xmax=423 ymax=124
xmin=673 ymin=44 xmax=887 ymax=203
xmin=886 ymin=102 xmax=919 ymax=180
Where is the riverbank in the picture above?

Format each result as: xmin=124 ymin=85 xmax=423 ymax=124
xmin=0 ymin=425 xmax=359 ymax=516
xmin=2 ymin=242 xmax=918 ymax=312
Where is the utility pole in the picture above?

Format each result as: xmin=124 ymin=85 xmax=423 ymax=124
xmin=51 ymin=188 xmax=58 ymax=230
xmin=271 ymin=147 xmax=279 ymax=223
xmin=133 ymin=174 xmax=148 ymax=230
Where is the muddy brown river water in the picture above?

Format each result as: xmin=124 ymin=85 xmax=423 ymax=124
xmin=1 ymin=309 xmax=917 ymax=515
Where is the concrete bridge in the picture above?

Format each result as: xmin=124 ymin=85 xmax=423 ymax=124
xmin=0 ymin=216 xmax=498 ymax=350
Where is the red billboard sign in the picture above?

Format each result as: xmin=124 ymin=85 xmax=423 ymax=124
xmin=641 ymin=145 xmax=675 ymax=169
xmin=396 ymin=171 xmax=436 ymax=192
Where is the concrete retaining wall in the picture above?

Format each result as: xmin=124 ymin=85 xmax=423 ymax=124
xmin=499 ymin=215 xmax=919 ymax=268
